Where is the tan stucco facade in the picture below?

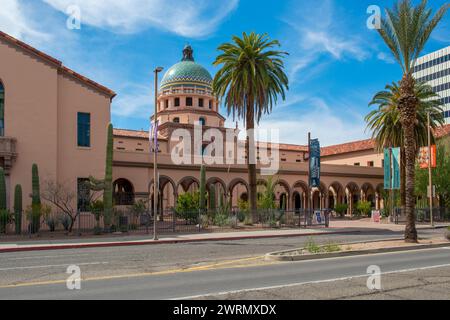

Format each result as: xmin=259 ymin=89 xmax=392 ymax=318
xmin=0 ymin=32 xmax=114 ymax=210
xmin=0 ymin=33 xmax=386 ymax=216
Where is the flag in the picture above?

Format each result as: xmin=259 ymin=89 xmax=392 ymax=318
xmin=384 ymin=147 xmax=400 ymax=190
xmin=149 ymin=120 xmax=159 ymax=153
xmin=309 ymin=138 xmax=321 ymax=188
xmin=418 ymin=145 xmax=437 ymax=169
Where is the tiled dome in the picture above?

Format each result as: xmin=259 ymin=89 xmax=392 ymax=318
xmin=160 ymin=45 xmax=212 ymax=89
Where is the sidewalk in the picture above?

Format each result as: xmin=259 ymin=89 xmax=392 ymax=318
xmin=0 ymin=220 xmax=447 ymax=253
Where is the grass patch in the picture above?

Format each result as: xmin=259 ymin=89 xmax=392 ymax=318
xmin=305 ymin=237 xmax=321 ymax=254
xmin=323 ymin=242 xmax=341 ymax=253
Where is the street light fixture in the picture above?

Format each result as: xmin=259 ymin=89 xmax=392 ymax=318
xmin=153 ymin=66 xmax=163 ymax=241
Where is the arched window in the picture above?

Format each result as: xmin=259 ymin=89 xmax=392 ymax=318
xmin=199 ymin=117 xmax=206 ymax=126
xmin=113 ymin=179 xmax=135 ymax=205
xmin=0 ymin=82 xmax=4 ymax=136
xmin=173 ymin=117 xmax=180 ymax=123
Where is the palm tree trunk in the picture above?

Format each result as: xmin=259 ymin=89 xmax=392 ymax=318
xmin=399 ymin=74 xmax=418 ymax=243
xmin=246 ymin=102 xmax=257 ymax=216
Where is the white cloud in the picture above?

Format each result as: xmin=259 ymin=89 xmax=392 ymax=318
xmin=112 ymin=83 xmax=153 ymax=118
xmin=0 ymin=0 xmax=50 ymax=43
xmin=283 ymin=0 xmax=370 ymax=83
xmin=42 ymin=0 xmax=238 ymax=37
xmin=377 ymin=52 xmax=395 ymax=64
xmin=225 ymin=97 xmax=369 ymax=146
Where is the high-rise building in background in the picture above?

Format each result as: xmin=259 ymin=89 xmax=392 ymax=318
xmin=413 ymin=46 xmax=450 ymax=124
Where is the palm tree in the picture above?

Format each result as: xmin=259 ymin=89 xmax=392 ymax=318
xmin=377 ymin=0 xmax=449 ymax=242
xmin=213 ymin=32 xmax=289 ymax=214
xmin=366 ymin=81 xmax=445 ymax=209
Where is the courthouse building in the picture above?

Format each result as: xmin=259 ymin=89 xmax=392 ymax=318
xmin=2 ymin=31 xmax=447 ymax=216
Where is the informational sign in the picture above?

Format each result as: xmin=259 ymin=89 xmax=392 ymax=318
xmin=383 ymin=147 xmax=400 ymax=190
xmin=313 ymin=211 xmax=324 ymax=224
xmin=371 ymin=210 xmax=381 ymax=223
xmin=309 ymin=139 xmax=321 ymax=188
xmin=418 ymin=145 xmax=437 ymax=169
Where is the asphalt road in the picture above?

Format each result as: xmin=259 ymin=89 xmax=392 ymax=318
xmin=0 ymin=246 xmax=449 ymax=299
xmin=0 ymin=228 xmax=448 ymax=299
xmin=0 ymin=229 xmax=442 ymax=287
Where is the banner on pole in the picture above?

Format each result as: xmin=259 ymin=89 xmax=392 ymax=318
xmin=384 ymin=147 xmax=400 ymax=190
xmin=418 ymin=145 xmax=437 ymax=169
xmin=149 ymin=120 xmax=159 ymax=153
xmin=391 ymin=147 xmax=400 ymax=190
xmin=309 ymin=139 xmax=321 ymax=188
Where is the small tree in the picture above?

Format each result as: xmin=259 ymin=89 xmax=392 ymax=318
xmin=175 ymin=192 xmax=200 ymax=224
xmin=334 ymin=203 xmax=348 ymax=218
xmin=415 ymin=142 xmax=450 ymax=208
xmin=356 ymin=201 xmax=372 ymax=217
xmin=41 ymin=180 xmax=79 ymax=233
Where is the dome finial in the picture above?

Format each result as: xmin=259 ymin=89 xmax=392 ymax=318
xmin=182 ymin=44 xmax=194 ymax=62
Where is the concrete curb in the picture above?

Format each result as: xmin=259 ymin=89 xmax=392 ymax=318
xmin=0 ymin=230 xmax=360 ymax=254
xmin=265 ymin=242 xmax=450 ymax=262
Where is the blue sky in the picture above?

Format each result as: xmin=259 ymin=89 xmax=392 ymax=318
xmin=1 ymin=0 xmax=450 ymax=146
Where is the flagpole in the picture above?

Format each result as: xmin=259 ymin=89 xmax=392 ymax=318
xmin=153 ymin=67 xmax=163 ymax=241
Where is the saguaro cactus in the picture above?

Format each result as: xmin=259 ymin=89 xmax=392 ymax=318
xmin=0 ymin=167 xmax=6 ymax=210
xmin=103 ymin=123 xmax=113 ymax=228
xmin=14 ymin=184 xmax=22 ymax=234
xmin=199 ymin=165 xmax=206 ymax=213
xmin=31 ymin=164 xmax=41 ymax=233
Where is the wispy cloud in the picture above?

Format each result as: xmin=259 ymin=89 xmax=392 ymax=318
xmin=283 ymin=0 xmax=370 ymax=83
xmin=111 ymin=83 xmax=153 ymax=118
xmin=42 ymin=0 xmax=239 ymax=38
xmin=377 ymin=52 xmax=395 ymax=64
xmin=0 ymin=0 xmax=50 ymax=43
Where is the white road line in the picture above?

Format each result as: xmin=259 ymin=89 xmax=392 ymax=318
xmin=172 ymin=263 xmax=450 ymax=300
xmin=0 ymin=262 xmax=108 ymax=271
xmin=2 ymin=254 xmax=92 ymax=261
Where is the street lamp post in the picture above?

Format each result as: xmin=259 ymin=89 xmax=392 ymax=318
xmin=153 ymin=66 xmax=163 ymax=241
xmin=427 ymin=112 xmax=434 ymax=227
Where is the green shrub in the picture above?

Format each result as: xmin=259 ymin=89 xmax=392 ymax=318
xmin=45 ymin=216 xmax=58 ymax=232
xmin=59 ymin=215 xmax=71 ymax=232
xmin=334 ymin=203 xmax=348 ymax=218
xmin=356 ymin=201 xmax=372 ymax=217
xmin=236 ymin=211 xmax=246 ymax=223
xmin=214 ymin=213 xmax=229 ymax=227
xmin=175 ymin=192 xmax=200 ymax=224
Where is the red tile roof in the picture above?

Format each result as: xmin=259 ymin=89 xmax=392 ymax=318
xmin=0 ymin=30 xmax=116 ymax=98
xmin=434 ymin=124 xmax=450 ymax=139
xmin=113 ymin=128 xmax=168 ymax=140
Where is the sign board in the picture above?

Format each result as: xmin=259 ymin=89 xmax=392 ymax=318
xmin=313 ymin=211 xmax=324 ymax=224
xmin=418 ymin=145 xmax=437 ymax=169
xmin=309 ymin=139 xmax=321 ymax=188
xmin=371 ymin=210 xmax=381 ymax=223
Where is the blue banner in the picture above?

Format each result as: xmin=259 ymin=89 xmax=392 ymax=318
xmin=391 ymin=147 xmax=400 ymax=190
xmin=384 ymin=147 xmax=400 ymax=190
xmin=309 ymin=139 xmax=321 ymax=188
